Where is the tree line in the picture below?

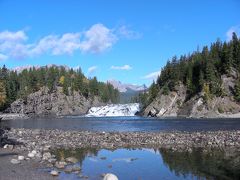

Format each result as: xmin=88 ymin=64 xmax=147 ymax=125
xmin=0 ymin=65 xmax=119 ymax=110
xmin=135 ymin=32 xmax=240 ymax=107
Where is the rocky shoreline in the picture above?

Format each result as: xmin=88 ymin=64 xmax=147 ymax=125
xmin=5 ymin=128 xmax=240 ymax=151
xmin=1 ymin=128 xmax=240 ymax=179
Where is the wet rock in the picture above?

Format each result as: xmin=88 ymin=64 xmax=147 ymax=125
xmin=55 ymin=161 xmax=66 ymax=169
xmin=72 ymin=165 xmax=81 ymax=171
xmin=64 ymin=166 xmax=73 ymax=173
xmin=50 ymin=170 xmax=59 ymax=176
xmin=103 ymin=173 xmax=118 ymax=180
xmin=66 ymin=157 xmax=78 ymax=163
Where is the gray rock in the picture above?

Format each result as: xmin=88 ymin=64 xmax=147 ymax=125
xmin=11 ymin=159 xmax=21 ymax=164
xmin=66 ymin=157 xmax=78 ymax=163
xmin=9 ymin=86 xmax=105 ymax=116
xmin=42 ymin=152 xmax=51 ymax=161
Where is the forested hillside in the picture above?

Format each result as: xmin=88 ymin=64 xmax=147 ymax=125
xmin=0 ymin=65 xmax=119 ymax=111
xmin=139 ymin=33 xmax=240 ymax=117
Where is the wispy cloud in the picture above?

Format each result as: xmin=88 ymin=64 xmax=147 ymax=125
xmin=142 ymin=70 xmax=161 ymax=80
xmin=116 ymin=25 xmax=142 ymax=39
xmin=87 ymin=66 xmax=98 ymax=74
xmin=110 ymin=64 xmax=132 ymax=70
xmin=0 ymin=53 xmax=8 ymax=61
xmin=226 ymin=25 xmax=240 ymax=41
xmin=0 ymin=24 xmax=140 ymax=60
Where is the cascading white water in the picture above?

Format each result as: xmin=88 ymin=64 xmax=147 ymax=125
xmin=86 ymin=103 xmax=140 ymax=117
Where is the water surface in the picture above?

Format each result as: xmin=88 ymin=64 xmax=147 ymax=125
xmin=51 ymin=147 xmax=240 ymax=180
xmin=2 ymin=116 xmax=240 ymax=132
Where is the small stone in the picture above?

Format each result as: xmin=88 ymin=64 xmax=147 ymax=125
xmin=28 ymin=152 xmax=35 ymax=158
xmin=50 ymin=170 xmax=59 ymax=176
xmin=3 ymin=144 xmax=8 ymax=149
xmin=103 ymin=173 xmax=118 ymax=180
xmin=11 ymin=159 xmax=21 ymax=164
xmin=64 ymin=166 xmax=73 ymax=173
xmin=31 ymin=150 xmax=37 ymax=155
xmin=18 ymin=156 xmax=25 ymax=161
xmin=72 ymin=165 xmax=81 ymax=171
xmin=42 ymin=152 xmax=51 ymax=161
xmin=55 ymin=161 xmax=67 ymax=169
xmin=66 ymin=157 xmax=78 ymax=163
xmin=43 ymin=145 xmax=51 ymax=152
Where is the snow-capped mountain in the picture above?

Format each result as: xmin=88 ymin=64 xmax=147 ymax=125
xmin=86 ymin=103 xmax=140 ymax=117
xmin=107 ymin=79 xmax=147 ymax=93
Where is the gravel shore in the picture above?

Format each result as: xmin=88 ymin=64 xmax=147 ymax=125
xmin=1 ymin=128 xmax=240 ymax=179
xmin=6 ymin=128 xmax=240 ymax=151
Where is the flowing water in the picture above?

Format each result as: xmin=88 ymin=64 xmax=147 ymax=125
xmin=2 ymin=116 xmax=240 ymax=132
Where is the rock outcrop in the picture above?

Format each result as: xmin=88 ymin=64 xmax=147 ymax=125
xmin=7 ymin=87 xmax=104 ymax=116
xmin=143 ymin=78 xmax=240 ymax=118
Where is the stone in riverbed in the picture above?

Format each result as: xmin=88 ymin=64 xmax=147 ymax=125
xmin=64 ymin=166 xmax=73 ymax=173
xmin=50 ymin=170 xmax=59 ymax=176
xmin=72 ymin=165 xmax=81 ymax=171
xmin=11 ymin=159 xmax=21 ymax=164
xmin=18 ymin=156 xmax=25 ymax=161
xmin=55 ymin=161 xmax=66 ymax=169
xmin=28 ymin=152 xmax=35 ymax=158
xmin=42 ymin=152 xmax=52 ymax=160
xmin=103 ymin=173 xmax=118 ymax=180
xmin=66 ymin=157 xmax=78 ymax=163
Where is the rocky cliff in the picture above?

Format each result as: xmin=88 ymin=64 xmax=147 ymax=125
xmin=143 ymin=76 xmax=240 ymax=118
xmin=7 ymin=87 xmax=104 ymax=116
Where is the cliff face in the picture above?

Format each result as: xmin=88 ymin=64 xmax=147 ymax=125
xmin=7 ymin=87 xmax=104 ymax=116
xmin=143 ymin=76 xmax=240 ymax=118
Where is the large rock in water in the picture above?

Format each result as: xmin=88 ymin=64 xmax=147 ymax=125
xmin=8 ymin=87 xmax=104 ymax=116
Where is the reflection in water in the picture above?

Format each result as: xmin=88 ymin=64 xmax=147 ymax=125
xmin=53 ymin=147 xmax=240 ymax=180
xmin=159 ymin=148 xmax=240 ymax=180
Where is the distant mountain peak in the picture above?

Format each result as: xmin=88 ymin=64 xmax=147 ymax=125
xmin=107 ymin=79 xmax=147 ymax=93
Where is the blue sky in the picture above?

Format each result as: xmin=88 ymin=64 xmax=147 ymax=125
xmin=0 ymin=0 xmax=239 ymax=86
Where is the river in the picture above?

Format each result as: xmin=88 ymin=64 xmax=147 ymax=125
xmin=2 ymin=116 xmax=240 ymax=132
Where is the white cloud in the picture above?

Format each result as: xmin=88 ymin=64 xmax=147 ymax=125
xmin=80 ymin=24 xmax=117 ymax=53
xmin=30 ymin=33 xmax=81 ymax=56
xmin=110 ymin=64 xmax=132 ymax=70
xmin=0 ymin=30 xmax=27 ymax=42
xmin=226 ymin=25 xmax=240 ymax=41
xmin=0 ymin=53 xmax=8 ymax=61
xmin=116 ymin=25 xmax=142 ymax=39
xmin=142 ymin=70 xmax=161 ymax=80
xmin=87 ymin=66 xmax=98 ymax=74
xmin=0 ymin=23 xmax=140 ymax=60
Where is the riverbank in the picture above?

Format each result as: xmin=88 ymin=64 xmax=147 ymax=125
xmin=1 ymin=128 xmax=240 ymax=179
xmin=6 ymin=128 xmax=240 ymax=151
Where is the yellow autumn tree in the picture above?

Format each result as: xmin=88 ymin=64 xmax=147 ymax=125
xmin=59 ymin=76 xmax=65 ymax=86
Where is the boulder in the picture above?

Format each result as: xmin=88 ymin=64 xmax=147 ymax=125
xmin=103 ymin=173 xmax=118 ymax=180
